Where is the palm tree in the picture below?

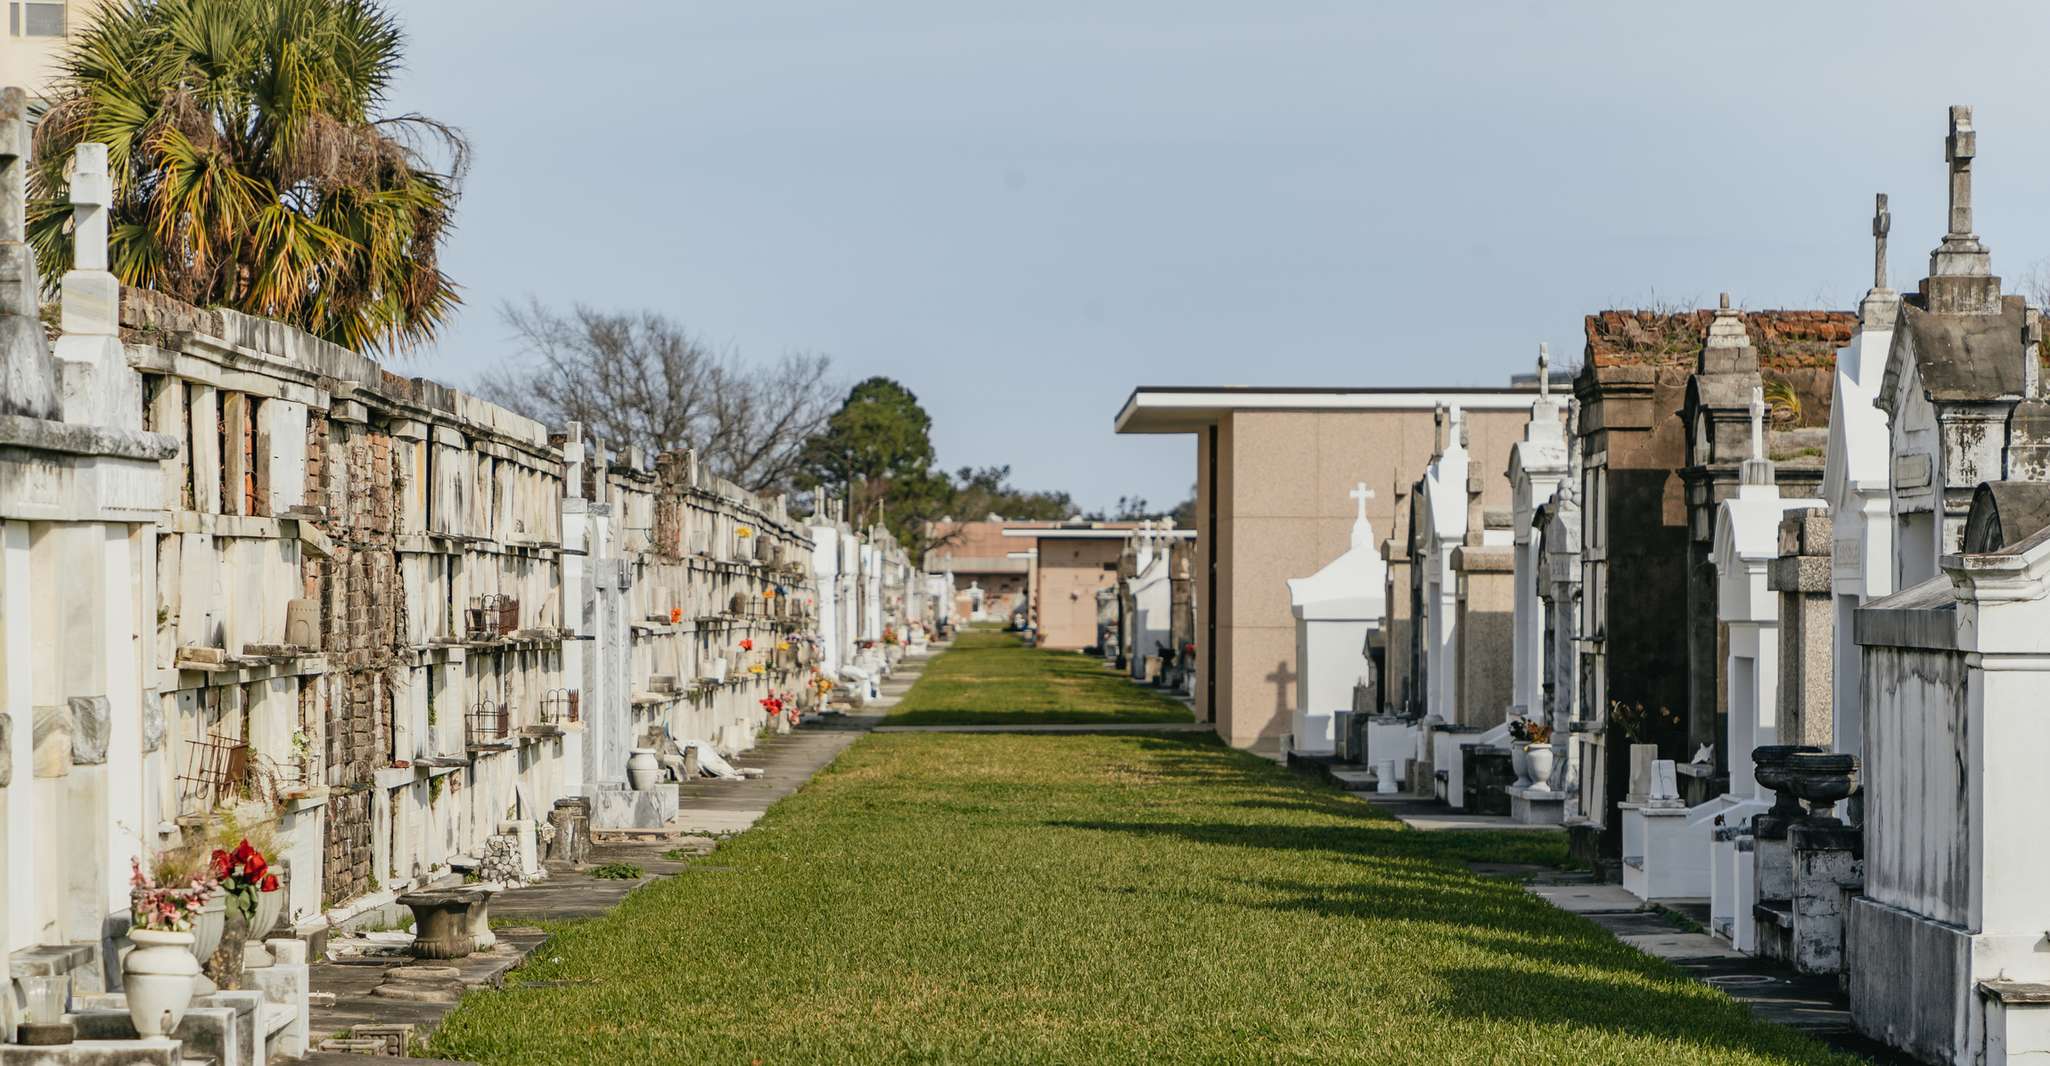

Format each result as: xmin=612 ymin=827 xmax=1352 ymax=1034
xmin=24 ymin=0 xmax=467 ymax=354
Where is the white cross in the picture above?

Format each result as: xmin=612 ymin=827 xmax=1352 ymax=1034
xmin=1537 ymin=342 xmax=1550 ymax=398
xmin=1349 ymin=482 xmax=1374 ymax=522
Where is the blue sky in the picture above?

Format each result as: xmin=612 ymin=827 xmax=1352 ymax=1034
xmin=390 ymin=1 xmax=2050 ymax=513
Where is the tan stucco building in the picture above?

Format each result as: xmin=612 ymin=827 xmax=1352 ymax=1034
xmin=4 ymin=0 xmax=121 ymax=102
xmin=1114 ymin=387 xmax=1539 ymax=752
xmin=1002 ymin=524 xmax=1147 ymax=650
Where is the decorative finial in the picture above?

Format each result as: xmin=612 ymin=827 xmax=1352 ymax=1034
xmin=1947 ymin=105 xmax=1976 ymax=238
xmin=1719 ymin=292 xmax=1731 ymax=311
xmin=1873 ymin=192 xmax=1891 ymax=291
xmin=1537 ymin=342 xmax=1550 ymax=398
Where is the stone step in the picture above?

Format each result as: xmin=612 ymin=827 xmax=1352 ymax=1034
xmin=0 ymin=1038 xmax=188 ymax=1065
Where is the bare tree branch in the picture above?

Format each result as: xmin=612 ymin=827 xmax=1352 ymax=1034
xmin=477 ymin=298 xmax=840 ymax=494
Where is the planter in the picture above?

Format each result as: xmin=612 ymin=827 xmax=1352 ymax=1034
xmin=124 ymin=929 xmax=200 ymax=1037
xmin=188 ymin=894 xmax=225 ymax=984
xmin=251 ymin=864 xmax=287 ymax=940
xmin=626 ymin=749 xmax=663 ymax=791
xmin=1509 ymin=743 xmax=1533 ymax=789
xmin=397 ymin=891 xmax=476 ymax=960
xmin=206 ymin=906 xmax=249 ymax=991
xmin=460 ymin=885 xmax=499 ymax=951
xmin=1524 ymin=744 xmax=1557 ymax=793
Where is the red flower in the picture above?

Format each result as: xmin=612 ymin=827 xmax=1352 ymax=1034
xmin=259 ymin=874 xmax=280 ymax=893
xmin=740 ymin=639 xmax=754 ymax=651
xmin=210 ymin=849 xmax=232 ymax=879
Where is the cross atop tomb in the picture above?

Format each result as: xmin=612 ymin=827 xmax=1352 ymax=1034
xmin=1537 ymin=342 xmax=1550 ymax=398
xmin=1432 ymin=404 xmax=1447 ymax=458
xmin=1873 ymin=192 xmax=1890 ymax=291
xmin=1348 ymin=482 xmax=1376 ymax=549
xmin=1946 ymin=105 xmax=1975 ymax=238
xmin=69 ymin=143 xmax=110 ymax=273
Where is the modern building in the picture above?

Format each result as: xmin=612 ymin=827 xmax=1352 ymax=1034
xmin=1000 ymin=522 xmax=1154 ymax=650
xmin=1113 ymin=386 xmax=1540 ymax=752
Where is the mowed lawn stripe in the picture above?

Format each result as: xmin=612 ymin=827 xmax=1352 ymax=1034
xmin=431 ymin=729 xmax=1853 ymax=1065
xmin=885 ymin=627 xmax=1194 ymax=725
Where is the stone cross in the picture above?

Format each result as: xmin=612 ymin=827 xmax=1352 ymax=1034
xmin=1350 ymin=482 xmax=1373 ymax=521
xmin=0 ymin=87 xmax=31 ymax=319
xmin=1749 ymin=385 xmax=1765 ymax=462
xmin=70 ymin=144 xmax=110 ymax=272
xmin=1873 ymin=192 xmax=1890 ymax=290
xmin=1537 ymin=342 xmax=1550 ymax=398
xmin=1349 ymin=482 xmax=1375 ymax=548
xmin=1432 ymin=404 xmax=1447 ymax=458
xmin=1720 ymin=292 xmax=1731 ymax=311
xmin=1947 ymin=105 xmax=1975 ymax=237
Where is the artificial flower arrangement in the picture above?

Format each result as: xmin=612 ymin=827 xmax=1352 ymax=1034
xmin=129 ymin=851 xmax=216 ymax=932
xmin=763 ymin=587 xmax=777 ymax=600
xmin=211 ymin=838 xmax=280 ymax=923
xmin=882 ymin=626 xmax=900 ymax=647
xmin=669 ymin=607 xmax=683 ymax=624
xmin=748 ymin=662 xmax=767 ymax=675
xmin=776 ymin=641 xmax=791 ymax=651
xmin=739 ymin=638 xmax=754 ymax=652
xmin=736 ymin=525 xmax=755 ymax=538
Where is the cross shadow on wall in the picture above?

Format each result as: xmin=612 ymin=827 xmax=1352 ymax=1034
xmin=1265 ymin=659 xmax=1296 ymax=731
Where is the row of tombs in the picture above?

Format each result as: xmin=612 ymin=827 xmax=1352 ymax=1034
xmin=0 ymin=106 xmax=933 ymax=1057
xmin=1266 ymin=106 xmax=2050 ymax=1066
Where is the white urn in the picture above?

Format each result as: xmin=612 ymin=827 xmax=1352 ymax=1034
xmin=1525 ymin=744 xmax=1558 ymax=793
xmin=626 ymin=749 xmax=662 ymax=791
xmin=124 ymin=929 xmax=200 ymax=1037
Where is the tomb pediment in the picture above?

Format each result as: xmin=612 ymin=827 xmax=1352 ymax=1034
xmin=1880 ymin=296 xmax=2029 ymax=413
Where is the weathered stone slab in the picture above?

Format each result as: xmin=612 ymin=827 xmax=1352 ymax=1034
xmin=69 ymin=695 xmax=109 ymax=765
xmin=31 ymin=704 xmax=69 ymax=778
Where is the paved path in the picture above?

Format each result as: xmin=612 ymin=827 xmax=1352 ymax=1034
xmin=1501 ymin=871 xmax=1914 ymax=1063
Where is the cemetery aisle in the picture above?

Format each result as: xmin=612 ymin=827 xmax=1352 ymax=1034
xmin=883 ymin=627 xmax=1197 ymax=724
xmin=431 ymin=643 xmax=1854 ymax=1065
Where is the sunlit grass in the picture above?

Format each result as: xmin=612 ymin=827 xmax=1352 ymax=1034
xmin=433 ymin=729 xmax=1851 ymax=1065
xmin=886 ymin=627 xmax=1193 ymax=725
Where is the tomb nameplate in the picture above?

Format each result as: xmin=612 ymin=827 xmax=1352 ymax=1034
xmin=1893 ymin=453 xmax=1933 ymax=490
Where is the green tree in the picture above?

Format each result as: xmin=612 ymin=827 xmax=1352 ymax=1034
xmin=26 ymin=0 xmax=467 ymax=354
xmin=801 ymin=377 xmax=941 ymax=539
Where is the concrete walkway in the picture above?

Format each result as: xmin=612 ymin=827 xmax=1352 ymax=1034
xmin=1500 ymin=870 xmax=1913 ymax=1063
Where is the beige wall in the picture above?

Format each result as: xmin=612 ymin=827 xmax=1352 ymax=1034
xmin=3 ymin=1 xmax=121 ymax=102
xmin=1033 ymin=539 xmax=1122 ymax=650
xmin=1203 ymin=406 xmax=1535 ymax=751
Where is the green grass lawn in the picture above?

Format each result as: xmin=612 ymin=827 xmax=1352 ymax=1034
xmin=431 ymin=730 xmax=1851 ymax=1064
xmin=883 ymin=626 xmax=1195 ymax=725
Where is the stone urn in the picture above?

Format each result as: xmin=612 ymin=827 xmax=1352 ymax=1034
xmin=459 ymin=885 xmax=499 ymax=951
xmin=1750 ymin=745 xmax=1825 ymax=817
xmin=1509 ymin=743 xmax=1533 ymax=789
xmin=251 ymin=863 xmax=288 ymax=940
xmin=398 ymin=890 xmax=476 ymax=960
xmin=1525 ymin=744 xmax=1557 ymax=793
xmin=1783 ymin=752 xmax=1859 ymax=820
xmin=125 ymin=929 xmax=200 ymax=1037
xmin=207 ymin=904 xmax=250 ymax=991
xmin=626 ymin=749 xmax=663 ymax=791
xmin=187 ymin=893 xmax=226 ymax=989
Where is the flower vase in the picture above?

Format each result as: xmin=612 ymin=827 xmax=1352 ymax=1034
xmin=1509 ymin=743 xmax=1533 ymax=789
xmin=205 ymin=906 xmax=249 ymax=991
xmin=125 ymin=929 xmax=199 ymax=1037
xmin=1525 ymin=744 xmax=1557 ymax=793
xmin=187 ymin=894 xmax=225 ymax=991
xmin=251 ymin=864 xmax=288 ymax=940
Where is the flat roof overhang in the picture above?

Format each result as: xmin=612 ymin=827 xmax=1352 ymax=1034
xmin=1113 ymin=385 xmax=1537 ymax=434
